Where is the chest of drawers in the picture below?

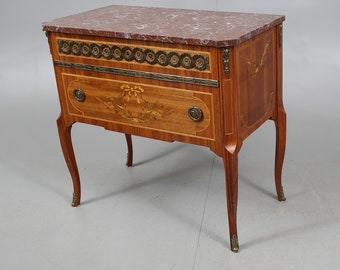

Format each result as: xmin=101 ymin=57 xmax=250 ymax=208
xmin=43 ymin=5 xmax=286 ymax=252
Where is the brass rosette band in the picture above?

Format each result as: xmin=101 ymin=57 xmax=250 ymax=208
xmin=57 ymin=39 xmax=210 ymax=71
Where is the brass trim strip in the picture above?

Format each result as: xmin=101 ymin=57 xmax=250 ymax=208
xmin=54 ymin=61 xmax=219 ymax=87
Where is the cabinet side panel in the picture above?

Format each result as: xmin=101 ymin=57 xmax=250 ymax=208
xmin=235 ymin=29 xmax=276 ymax=139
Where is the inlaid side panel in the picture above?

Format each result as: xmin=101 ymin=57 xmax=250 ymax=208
xmin=62 ymin=74 xmax=215 ymax=140
xmin=235 ymin=28 xmax=276 ymax=139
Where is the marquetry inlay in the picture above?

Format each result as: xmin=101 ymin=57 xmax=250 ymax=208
xmin=242 ymin=42 xmax=270 ymax=76
xmin=96 ymin=84 xmax=173 ymax=123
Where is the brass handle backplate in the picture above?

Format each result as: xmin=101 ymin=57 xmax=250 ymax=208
xmin=188 ymin=106 xmax=203 ymax=122
xmin=73 ymin=88 xmax=86 ymax=102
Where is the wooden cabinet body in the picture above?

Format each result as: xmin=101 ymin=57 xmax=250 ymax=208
xmin=43 ymin=5 xmax=286 ymax=252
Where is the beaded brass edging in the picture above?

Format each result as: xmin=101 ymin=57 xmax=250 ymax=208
xmin=54 ymin=60 xmax=219 ymax=87
xmin=57 ymin=39 xmax=210 ymax=71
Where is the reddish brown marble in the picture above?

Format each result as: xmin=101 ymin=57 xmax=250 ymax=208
xmin=42 ymin=5 xmax=284 ymax=47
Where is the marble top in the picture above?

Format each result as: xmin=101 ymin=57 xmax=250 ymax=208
xmin=42 ymin=5 xmax=285 ymax=47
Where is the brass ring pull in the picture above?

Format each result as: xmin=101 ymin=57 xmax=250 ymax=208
xmin=188 ymin=106 xmax=203 ymax=122
xmin=73 ymin=88 xmax=86 ymax=102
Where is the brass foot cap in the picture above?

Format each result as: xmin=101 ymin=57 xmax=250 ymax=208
xmin=71 ymin=193 xmax=80 ymax=207
xmin=231 ymin=246 xmax=239 ymax=253
xmin=279 ymin=186 xmax=286 ymax=201
xmin=231 ymin=235 xmax=239 ymax=253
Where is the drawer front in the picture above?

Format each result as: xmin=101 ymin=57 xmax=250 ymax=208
xmin=62 ymin=73 xmax=215 ymax=140
xmin=49 ymin=33 xmax=219 ymax=88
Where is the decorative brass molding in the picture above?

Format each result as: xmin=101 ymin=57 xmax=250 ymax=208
xmin=279 ymin=186 xmax=286 ymax=201
xmin=231 ymin=234 xmax=239 ymax=253
xmin=57 ymin=39 xmax=210 ymax=71
xmin=96 ymin=84 xmax=173 ymax=123
xmin=53 ymin=61 xmax=219 ymax=87
xmin=222 ymin=48 xmax=230 ymax=75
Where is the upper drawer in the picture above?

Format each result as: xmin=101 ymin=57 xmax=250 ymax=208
xmin=48 ymin=33 xmax=219 ymax=86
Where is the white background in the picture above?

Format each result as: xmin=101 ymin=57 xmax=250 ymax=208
xmin=1 ymin=1 xmax=340 ymax=269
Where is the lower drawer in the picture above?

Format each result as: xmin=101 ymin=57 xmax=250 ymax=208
xmin=61 ymin=73 xmax=215 ymax=140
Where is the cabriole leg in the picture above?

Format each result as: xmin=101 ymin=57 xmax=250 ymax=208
xmin=273 ymin=108 xmax=286 ymax=201
xmin=57 ymin=115 xmax=81 ymax=207
xmin=223 ymin=144 xmax=240 ymax=252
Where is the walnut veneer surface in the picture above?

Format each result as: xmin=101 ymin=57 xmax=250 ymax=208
xmin=43 ymin=5 xmax=286 ymax=252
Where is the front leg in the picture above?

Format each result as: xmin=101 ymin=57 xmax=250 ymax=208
xmin=223 ymin=143 xmax=240 ymax=252
xmin=57 ymin=115 xmax=81 ymax=207
xmin=125 ymin=134 xmax=133 ymax=167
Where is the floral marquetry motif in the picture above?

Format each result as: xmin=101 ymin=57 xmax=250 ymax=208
xmin=241 ymin=42 xmax=270 ymax=76
xmin=96 ymin=84 xmax=173 ymax=123
xmin=57 ymin=39 xmax=210 ymax=71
